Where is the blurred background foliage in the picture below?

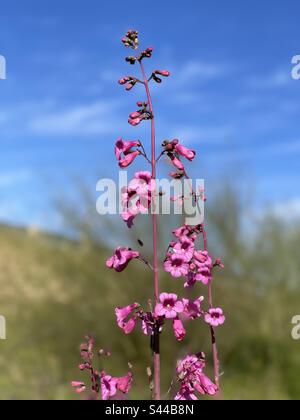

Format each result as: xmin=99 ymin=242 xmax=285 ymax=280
xmin=0 ymin=187 xmax=300 ymax=400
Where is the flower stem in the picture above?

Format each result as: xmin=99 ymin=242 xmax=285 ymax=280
xmin=183 ymin=169 xmax=220 ymax=390
xmin=202 ymin=224 xmax=220 ymax=389
xmin=139 ymin=60 xmax=161 ymax=401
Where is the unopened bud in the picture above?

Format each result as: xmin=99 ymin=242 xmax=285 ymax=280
xmin=130 ymin=111 xmax=141 ymax=119
xmin=155 ymin=70 xmax=170 ymax=77
xmin=153 ymin=75 xmax=162 ymax=84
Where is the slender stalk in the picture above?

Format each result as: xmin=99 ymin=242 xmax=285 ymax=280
xmin=202 ymin=224 xmax=220 ymax=389
xmin=183 ymin=169 xmax=220 ymax=390
xmin=139 ymin=60 xmax=161 ymax=400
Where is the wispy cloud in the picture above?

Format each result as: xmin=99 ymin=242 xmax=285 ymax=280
xmin=169 ymin=124 xmax=236 ymax=145
xmin=153 ymin=59 xmax=229 ymax=105
xmin=28 ymin=100 xmax=122 ymax=136
xmin=176 ymin=61 xmax=226 ymax=86
xmin=247 ymin=70 xmax=292 ymax=90
xmin=206 ymin=138 xmax=300 ymax=162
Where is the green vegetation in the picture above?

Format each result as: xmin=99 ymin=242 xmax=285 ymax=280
xmin=0 ymin=202 xmax=300 ymax=399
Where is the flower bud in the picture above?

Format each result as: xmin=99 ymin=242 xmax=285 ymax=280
xmin=129 ymin=111 xmax=141 ymax=119
xmin=129 ymin=117 xmax=142 ymax=126
xmin=153 ymin=75 xmax=162 ymax=84
xmin=171 ymin=156 xmax=185 ymax=171
xmin=169 ymin=172 xmax=184 ymax=180
xmin=155 ymin=70 xmax=170 ymax=77
xmin=118 ymin=77 xmax=129 ymax=85
xmin=125 ymin=56 xmax=137 ymax=65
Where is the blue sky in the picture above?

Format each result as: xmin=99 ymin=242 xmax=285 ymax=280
xmin=1 ymin=0 xmax=300 ymax=231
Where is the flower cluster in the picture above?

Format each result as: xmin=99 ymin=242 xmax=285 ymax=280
xmin=162 ymin=139 xmax=196 ymax=172
xmin=75 ymin=29 xmax=226 ymax=401
xmin=122 ymin=30 xmax=139 ymax=50
xmin=121 ymin=171 xmax=155 ymax=228
xmin=106 ymin=247 xmax=140 ymax=273
xmin=175 ymin=353 xmax=218 ymax=400
xmin=115 ymin=293 xmax=205 ymax=343
xmin=115 ymin=138 xmax=141 ymax=168
xmin=164 ymin=226 xmax=212 ymax=285
xmin=128 ymin=103 xmax=152 ymax=126
xmin=118 ymin=76 xmax=139 ymax=91
xmin=71 ymin=336 xmax=133 ymax=400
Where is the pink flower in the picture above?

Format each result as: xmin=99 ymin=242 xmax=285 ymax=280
xmin=195 ymin=266 xmax=212 ymax=285
xmin=121 ymin=172 xmax=153 ymax=228
xmin=173 ymin=236 xmax=195 ymax=262
xmin=175 ymin=144 xmax=196 ymax=161
xmin=175 ymin=384 xmax=197 ymax=400
xmin=141 ymin=313 xmax=155 ymax=336
xmin=71 ymin=381 xmax=86 ymax=394
xmin=121 ymin=211 xmax=137 ymax=229
xmin=214 ymin=258 xmax=225 ymax=269
xmin=115 ymin=303 xmax=140 ymax=334
xmin=205 ymin=308 xmax=225 ymax=327
xmin=173 ymin=225 xmax=191 ymax=238
xmin=115 ymin=138 xmax=140 ymax=161
xmin=106 ymin=247 xmax=140 ymax=273
xmin=177 ymin=353 xmax=205 ymax=377
xmin=101 ymin=372 xmax=117 ymax=400
xmin=182 ymin=296 xmax=204 ymax=320
xmin=184 ymin=272 xmax=197 ymax=288
xmin=194 ymin=373 xmax=218 ymax=396
xmin=155 ymin=293 xmax=184 ymax=319
xmin=129 ymin=171 xmax=154 ymax=196
xmin=119 ymin=150 xmax=140 ymax=168
xmin=170 ymin=155 xmax=185 ymax=171
xmin=190 ymin=250 xmax=213 ymax=284
xmin=194 ymin=251 xmax=213 ymax=269
xmin=173 ymin=318 xmax=186 ymax=341
xmin=164 ymin=254 xmax=189 ymax=278
xmin=116 ymin=372 xmax=133 ymax=394
xmin=175 ymin=353 xmax=217 ymax=399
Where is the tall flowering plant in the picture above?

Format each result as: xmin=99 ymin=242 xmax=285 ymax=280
xmin=72 ymin=30 xmax=225 ymax=401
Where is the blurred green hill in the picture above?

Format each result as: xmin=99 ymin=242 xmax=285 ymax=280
xmin=0 ymin=205 xmax=300 ymax=399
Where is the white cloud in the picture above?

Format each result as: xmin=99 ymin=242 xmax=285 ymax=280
xmin=29 ymin=100 xmax=122 ymax=136
xmin=169 ymin=125 xmax=235 ymax=145
xmin=153 ymin=59 xmax=228 ymax=105
xmin=177 ymin=61 xmax=225 ymax=85
xmin=247 ymin=70 xmax=291 ymax=89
